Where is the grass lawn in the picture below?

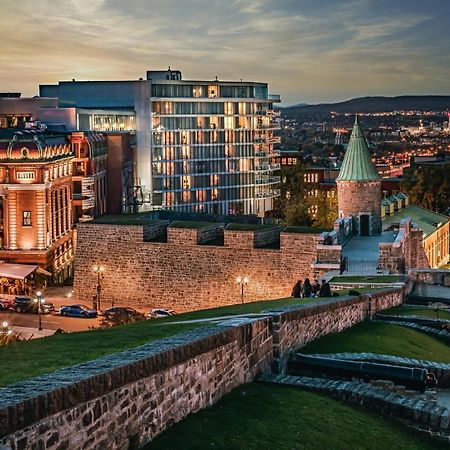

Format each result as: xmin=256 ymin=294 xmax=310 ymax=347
xmin=330 ymin=275 xmax=404 ymax=283
xmin=0 ymin=320 xmax=202 ymax=387
xmin=302 ymin=320 xmax=450 ymax=363
xmin=378 ymin=305 xmax=450 ymax=321
xmin=0 ymin=290 xmax=374 ymax=387
xmin=146 ymin=383 xmax=443 ymax=450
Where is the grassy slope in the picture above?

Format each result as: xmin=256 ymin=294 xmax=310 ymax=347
xmin=0 ymin=293 xmax=362 ymax=386
xmin=303 ymin=320 xmax=450 ymax=362
xmin=378 ymin=305 xmax=450 ymax=320
xmin=146 ymin=384 xmax=443 ymax=450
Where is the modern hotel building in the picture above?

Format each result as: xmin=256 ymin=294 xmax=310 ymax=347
xmin=40 ymin=69 xmax=281 ymax=215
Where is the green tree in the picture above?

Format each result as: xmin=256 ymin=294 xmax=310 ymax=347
xmin=401 ymin=166 xmax=450 ymax=215
xmin=312 ymin=191 xmax=338 ymax=228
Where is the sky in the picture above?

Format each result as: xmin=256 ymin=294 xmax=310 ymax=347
xmin=1 ymin=0 xmax=449 ymax=105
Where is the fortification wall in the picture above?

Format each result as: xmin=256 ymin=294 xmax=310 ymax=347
xmin=379 ymin=218 xmax=430 ymax=273
xmin=73 ymin=224 xmax=328 ymax=311
xmin=0 ymin=288 xmax=404 ymax=450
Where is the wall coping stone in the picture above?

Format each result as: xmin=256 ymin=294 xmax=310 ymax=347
xmin=0 ymin=287 xmax=403 ymax=439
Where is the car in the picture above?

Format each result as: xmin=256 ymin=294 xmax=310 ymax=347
xmin=147 ymin=308 xmax=177 ymax=319
xmin=103 ymin=307 xmax=142 ymax=319
xmin=59 ymin=304 xmax=98 ymax=318
xmin=14 ymin=296 xmax=55 ymax=314
xmin=0 ymin=298 xmax=14 ymax=311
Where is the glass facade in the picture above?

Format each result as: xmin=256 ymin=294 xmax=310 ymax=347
xmin=150 ymin=81 xmax=280 ymax=215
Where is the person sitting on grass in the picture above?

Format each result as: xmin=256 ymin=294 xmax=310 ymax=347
xmin=319 ymin=279 xmax=332 ymax=297
xmin=303 ymin=278 xmax=313 ymax=298
xmin=291 ymin=280 xmax=303 ymax=298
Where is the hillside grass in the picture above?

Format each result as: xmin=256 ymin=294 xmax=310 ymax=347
xmin=0 ymin=290 xmax=370 ymax=386
xmin=146 ymin=384 xmax=443 ymax=450
xmin=377 ymin=305 xmax=450 ymax=321
xmin=302 ymin=320 xmax=450 ymax=363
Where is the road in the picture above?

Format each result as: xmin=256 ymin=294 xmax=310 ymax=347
xmin=0 ymin=310 xmax=100 ymax=332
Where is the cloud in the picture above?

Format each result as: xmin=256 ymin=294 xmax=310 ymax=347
xmin=0 ymin=0 xmax=448 ymax=103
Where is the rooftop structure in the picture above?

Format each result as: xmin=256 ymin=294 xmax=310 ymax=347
xmin=336 ymin=116 xmax=380 ymax=182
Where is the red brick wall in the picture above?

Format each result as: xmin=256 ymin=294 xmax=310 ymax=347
xmin=73 ymin=224 xmax=323 ymax=311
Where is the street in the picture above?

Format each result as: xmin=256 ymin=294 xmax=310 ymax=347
xmin=0 ymin=310 xmax=100 ymax=332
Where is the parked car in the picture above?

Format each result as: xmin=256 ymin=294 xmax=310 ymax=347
xmin=0 ymin=298 xmax=14 ymax=311
xmin=147 ymin=308 xmax=177 ymax=319
xmin=103 ymin=307 xmax=142 ymax=319
xmin=14 ymin=296 xmax=55 ymax=314
xmin=59 ymin=304 xmax=98 ymax=318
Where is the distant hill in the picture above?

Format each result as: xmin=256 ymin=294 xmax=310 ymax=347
xmin=283 ymin=96 xmax=450 ymax=115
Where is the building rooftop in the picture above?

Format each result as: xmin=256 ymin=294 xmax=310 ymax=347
xmin=336 ymin=116 xmax=380 ymax=182
xmin=382 ymin=204 xmax=449 ymax=237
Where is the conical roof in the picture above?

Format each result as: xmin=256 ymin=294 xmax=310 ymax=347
xmin=336 ymin=116 xmax=380 ymax=181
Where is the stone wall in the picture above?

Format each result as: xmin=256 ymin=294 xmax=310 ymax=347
xmin=409 ymin=269 xmax=450 ymax=287
xmin=0 ymin=288 xmax=404 ymax=450
xmin=337 ymin=180 xmax=382 ymax=235
xmin=379 ymin=218 xmax=431 ymax=274
xmin=73 ymin=224 xmax=330 ymax=311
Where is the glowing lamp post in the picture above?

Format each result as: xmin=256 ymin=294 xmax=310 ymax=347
xmin=93 ymin=265 xmax=105 ymax=311
xmin=34 ymin=291 xmax=44 ymax=331
xmin=236 ymin=276 xmax=250 ymax=304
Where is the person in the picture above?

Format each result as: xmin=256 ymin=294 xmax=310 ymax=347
xmin=291 ymin=280 xmax=303 ymax=298
xmin=319 ymin=279 xmax=332 ymax=297
xmin=312 ymin=279 xmax=320 ymax=296
xmin=303 ymin=278 xmax=313 ymax=297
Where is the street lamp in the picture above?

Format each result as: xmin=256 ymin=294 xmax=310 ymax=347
xmin=34 ymin=291 xmax=44 ymax=331
xmin=93 ymin=265 xmax=105 ymax=311
xmin=236 ymin=276 xmax=250 ymax=304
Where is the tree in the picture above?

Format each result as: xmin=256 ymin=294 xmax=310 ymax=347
xmin=311 ymin=191 xmax=338 ymax=228
xmin=401 ymin=165 xmax=450 ymax=215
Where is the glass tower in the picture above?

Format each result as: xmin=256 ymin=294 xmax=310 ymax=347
xmin=149 ymin=72 xmax=281 ymax=215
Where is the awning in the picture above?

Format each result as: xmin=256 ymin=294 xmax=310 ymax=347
xmin=0 ymin=263 xmax=38 ymax=280
xmin=36 ymin=267 xmax=52 ymax=277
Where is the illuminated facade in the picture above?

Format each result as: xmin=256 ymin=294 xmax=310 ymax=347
xmin=40 ymin=69 xmax=281 ymax=215
xmin=150 ymin=75 xmax=281 ymax=215
xmin=0 ymin=129 xmax=74 ymax=280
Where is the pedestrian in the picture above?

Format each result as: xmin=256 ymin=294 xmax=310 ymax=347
xmin=312 ymin=279 xmax=320 ymax=296
xmin=319 ymin=279 xmax=332 ymax=297
xmin=303 ymin=278 xmax=313 ymax=297
xmin=291 ymin=280 xmax=303 ymax=298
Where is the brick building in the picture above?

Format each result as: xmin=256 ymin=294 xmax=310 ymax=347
xmin=70 ymin=132 xmax=108 ymax=223
xmin=0 ymin=129 xmax=74 ymax=280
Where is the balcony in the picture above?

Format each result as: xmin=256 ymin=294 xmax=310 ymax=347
xmin=255 ymin=176 xmax=281 ymax=185
xmin=268 ymin=94 xmax=281 ymax=102
xmin=255 ymin=164 xmax=270 ymax=171
xmin=255 ymin=151 xmax=267 ymax=157
xmin=270 ymin=163 xmax=281 ymax=170
xmin=267 ymin=136 xmax=281 ymax=144
xmin=255 ymin=189 xmax=281 ymax=198
xmin=82 ymin=197 xmax=95 ymax=209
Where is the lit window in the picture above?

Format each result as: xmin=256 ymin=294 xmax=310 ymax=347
xmin=23 ymin=211 xmax=32 ymax=227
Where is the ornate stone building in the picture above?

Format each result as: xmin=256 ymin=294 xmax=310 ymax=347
xmin=336 ymin=116 xmax=382 ymax=236
xmin=0 ymin=129 xmax=74 ymax=280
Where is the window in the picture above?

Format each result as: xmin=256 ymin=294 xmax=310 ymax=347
xmin=23 ymin=211 xmax=32 ymax=226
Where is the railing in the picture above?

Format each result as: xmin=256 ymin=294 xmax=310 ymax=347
xmin=268 ymin=94 xmax=281 ymax=102
xmin=255 ymin=151 xmax=268 ymax=157
xmin=82 ymin=198 xmax=95 ymax=209
xmin=255 ymin=164 xmax=270 ymax=171
xmin=255 ymin=189 xmax=281 ymax=198
xmin=270 ymin=163 xmax=281 ymax=170
xmin=267 ymin=136 xmax=281 ymax=144
xmin=255 ymin=176 xmax=281 ymax=185
xmin=345 ymin=259 xmax=380 ymax=274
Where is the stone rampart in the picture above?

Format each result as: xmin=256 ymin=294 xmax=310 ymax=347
xmin=0 ymin=288 xmax=404 ymax=450
xmin=73 ymin=223 xmax=334 ymax=311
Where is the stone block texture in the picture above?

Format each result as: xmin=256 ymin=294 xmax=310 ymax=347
xmin=73 ymin=224 xmax=325 ymax=311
